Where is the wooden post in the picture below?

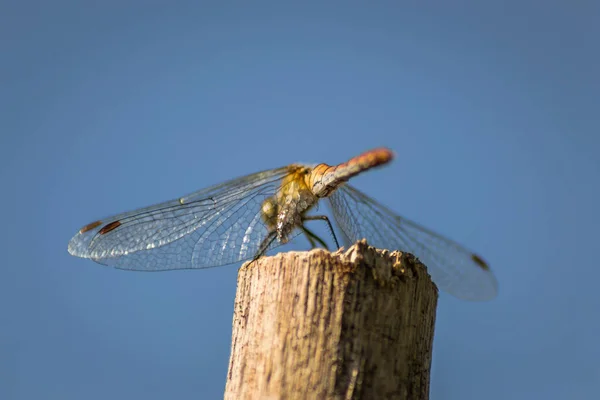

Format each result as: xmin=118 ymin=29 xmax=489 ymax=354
xmin=225 ymin=239 xmax=438 ymax=400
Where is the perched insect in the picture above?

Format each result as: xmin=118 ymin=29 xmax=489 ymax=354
xmin=68 ymin=148 xmax=497 ymax=301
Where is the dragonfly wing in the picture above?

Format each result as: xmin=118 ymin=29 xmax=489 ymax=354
xmin=68 ymin=167 xmax=293 ymax=271
xmin=327 ymin=184 xmax=498 ymax=301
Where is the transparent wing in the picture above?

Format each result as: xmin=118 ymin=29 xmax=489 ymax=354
xmin=68 ymin=167 xmax=296 ymax=271
xmin=328 ymin=185 xmax=498 ymax=301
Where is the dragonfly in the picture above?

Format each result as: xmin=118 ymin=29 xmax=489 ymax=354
xmin=68 ymin=147 xmax=498 ymax=301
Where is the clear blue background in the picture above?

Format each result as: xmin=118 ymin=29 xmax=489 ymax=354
xmin=2 ymin=1 xmax=599 ymax=399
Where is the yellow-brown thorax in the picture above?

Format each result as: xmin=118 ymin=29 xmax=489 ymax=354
xmin=261 ymin=165 xmax=320 ymax=243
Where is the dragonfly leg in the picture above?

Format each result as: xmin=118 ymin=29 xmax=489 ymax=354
xmin=303 ymin=215 xmax=340 ymax=249
xmin=301 ymin=226 xmax=328 ymax=250
xmin=250 ymin=230 xmax=277 ymax=265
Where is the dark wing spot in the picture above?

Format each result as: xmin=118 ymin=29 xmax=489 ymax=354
xmin=471 ymin=254 xmax=490 ymax=271
xmin=79 ymin=220 xmax=102 ymax=233
xmin=99 ymin=220 xmax=122 ymax=235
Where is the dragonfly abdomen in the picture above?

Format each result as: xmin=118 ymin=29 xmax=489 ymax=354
xmin=307 ymin=148 xmax=394 ymax=198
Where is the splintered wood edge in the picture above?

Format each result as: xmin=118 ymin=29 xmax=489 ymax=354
xmin=240 ymin=238 xmax=438 ymax=294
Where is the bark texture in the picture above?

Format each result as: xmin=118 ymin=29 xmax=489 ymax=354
xmin=225 ymin=239 xmax=438 ymax=400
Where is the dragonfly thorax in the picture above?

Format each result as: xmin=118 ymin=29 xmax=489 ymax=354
xmin=260 ymin=166 xmax=319 ymax=244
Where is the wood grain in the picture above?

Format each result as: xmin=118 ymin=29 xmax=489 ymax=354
xmin=225 ymin=240 xmax=438 ymax=400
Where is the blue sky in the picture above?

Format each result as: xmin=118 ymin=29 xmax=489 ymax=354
xmin=2 ymin=1 xmax=599 ymax=399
